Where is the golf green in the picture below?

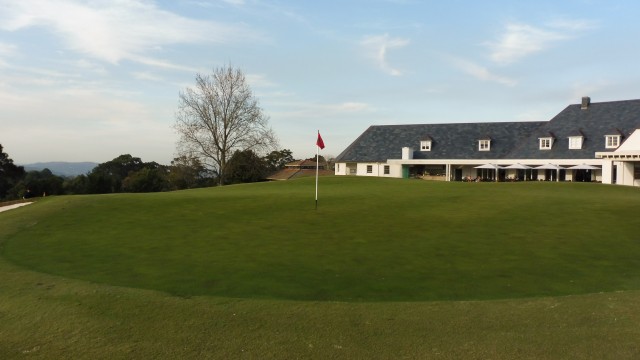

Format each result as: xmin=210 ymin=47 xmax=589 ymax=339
xmin=3 ymin=177 xmax=640 ymax=301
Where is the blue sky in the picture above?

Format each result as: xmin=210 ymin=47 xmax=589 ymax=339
xmin=1 ymin=0 xmax=639 ymax=164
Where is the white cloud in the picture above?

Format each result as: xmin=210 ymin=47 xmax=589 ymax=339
xmin=187 ymin=0 xmax=244 ymax=6
xmin=0 ymin=42 xmax=17 ymax=56
xmin=0 ymin=42 xmax=18 ymax=67
xmin=360 ymin=33 xmax=409 ymax=76
xmin=131 ymin=56 xmax=201 ymax=73
xmin=73 ymin=58 xmax=107 ymax=75
xmin=269 ymin=101 xmax=373 ymax=121
xmin=0 ymin=0 xmax=261 ymax=67
xmin=329 ymin=102 xmax=370 ymax=112
xmin=246 ymin=73 xmax=277 ymax=88
xmin=132 ymin=72 xmax=163 ymax=82
xmin=547 ymin=18 xmax=597 ymax=32
xmin=488 ymin=19 xmax=595 ymax=65
xmin=451 ymin=57 xmax=517 ymax=87
xmin=1 ymin=84 xmax=175 ymax=162
xmin=488 ymin=24 xmax=564 ymax=65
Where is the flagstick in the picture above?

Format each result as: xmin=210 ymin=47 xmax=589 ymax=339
xmin=315 ymin=137 xmax=319 ymax=210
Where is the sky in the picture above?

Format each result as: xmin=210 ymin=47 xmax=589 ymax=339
xmin=1 ymin=0 xmax=639 ymax=165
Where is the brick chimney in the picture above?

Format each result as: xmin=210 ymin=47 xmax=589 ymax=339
xmin=581 ymin=96 xmax=591 ymax=110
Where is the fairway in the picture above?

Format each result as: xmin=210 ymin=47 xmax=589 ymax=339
xmin=2 ymin=177 xmax=640 ymax=302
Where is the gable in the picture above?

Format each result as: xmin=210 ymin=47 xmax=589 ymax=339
xmin=617 ymin=129 xmax=640 ymax=151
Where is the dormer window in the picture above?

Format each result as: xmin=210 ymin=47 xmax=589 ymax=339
xmin=568 ymin=136 xmax=583 ymax=149
xmin=420 ymin=140 xmax=432 ymax=151
xmin=605 ymin=135 xmax=620 ymax=149
xmin=539 ymin=137 xmax=553 ymax=150
xmin=478 ymin=139 xmax=491 ymax=151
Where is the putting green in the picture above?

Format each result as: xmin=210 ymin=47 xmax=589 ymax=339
xmin=2 ymin=177 xmax=640 ymax=301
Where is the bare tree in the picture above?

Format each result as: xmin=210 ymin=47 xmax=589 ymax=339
xmin=174 ymin=66 xmax=278 ymax=185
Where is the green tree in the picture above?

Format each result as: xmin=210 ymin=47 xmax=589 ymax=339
xmin=174 ymin=65 xmax=278 ymax=186
xmin=21 ymin=168 xmax=64 ymax=197
xmin=122 ymin=167 xmax=169 ymax=193
xmin=168 ymin=155 xmax=214 ymax=190
xmin=63 ymin=174 xmax=89 ymax=195
xmin=264 ymin=149 xmax=294 ymax=172
xmin=224 ymin=149 xmax=268 ymax=184
xmin=87 ymin=154 xmax=145 ymax=193
xmin=0 ymin=144 xmax=26 ymax=200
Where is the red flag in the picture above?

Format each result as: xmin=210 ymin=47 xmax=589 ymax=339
xmin=316 ymin=131 xmax=325 ymax=149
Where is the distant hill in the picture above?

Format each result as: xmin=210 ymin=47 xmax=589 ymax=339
xmin=23 ymin=162 xmax=98 ymax=177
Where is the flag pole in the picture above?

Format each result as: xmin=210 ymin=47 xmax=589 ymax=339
xmin=315 ymin=131 xmax=319 ymax=210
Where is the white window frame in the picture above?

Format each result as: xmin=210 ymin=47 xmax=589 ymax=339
xmin=383 ymin=165 xmax=390 ymax=175
xmin=366 ymin=165 xmax=373 ymax=174
xmin=420 ymin=140 xmax=432 ymax=151
xmin=605 ymin=135 xmax=620 ymax=149
xmin=539 ymin=137 xmax=553 ymax=150
xmin=478 ymin=140 xmax=491 ymax=151
xmin=568 ymin=136 xmax=583 ymax=150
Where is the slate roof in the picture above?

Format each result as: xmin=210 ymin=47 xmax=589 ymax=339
xmin=336 ymin=121 xmax=545 ymax=162
xmin=336 ymin=98 xmax=640 ymax=162
xmin=507 ymin=99 xmax=640 ymax=159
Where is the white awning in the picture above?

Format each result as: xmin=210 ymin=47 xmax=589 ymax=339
xmin=566 ymin=164 xmax=600 ymax=170
xmin=474 ymin=164 xmax=503 ymax=169
xmin=533 ymin=164 xmax=563 ymax=170
xmin=503 ymin=163 xmax=532 ymax=170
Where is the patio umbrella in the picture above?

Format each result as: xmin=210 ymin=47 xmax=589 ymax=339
xmin=566 ymin=164 xmax=600 ymax=170
xmin=474 ymin=164 xmax=503 ymax=182
xmin=567 ymin=164 xmax=600 ymax=182
xmin=504 ymin=163 xmax=532 ymax=181
xmin=533 ymin=164 xmax=563 ymax=182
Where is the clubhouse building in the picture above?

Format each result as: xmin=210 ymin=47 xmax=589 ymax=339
xmin=334 ymin=97 xmax=640 ymax=187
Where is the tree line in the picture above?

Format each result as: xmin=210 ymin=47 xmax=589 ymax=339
xmin=1 ymin=65 xmax=326 ymax=201
xmin=0 ymin=146 xmax=296 ymax=201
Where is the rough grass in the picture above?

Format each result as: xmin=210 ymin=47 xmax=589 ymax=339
xmin=1 ymin=177 xmax=640 ymax=358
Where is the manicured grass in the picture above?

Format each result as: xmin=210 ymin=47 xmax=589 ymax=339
xmin=2 ymin=177 xmax=640 ymax=302
xmin=1 ymin=177 xmax=640 ymax=358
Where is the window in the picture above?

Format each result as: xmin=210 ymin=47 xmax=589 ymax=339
xmin=539 ymin=137 xmax=553 ymax=150
xmin=337 ymin=164 xmax=340 ymax=172
xmin=568 ymin=136 xmax=583 ymax=149
xmin=478 ymin=140 xmax=491 ymax=151
xmin=420 ymin=140 xmax=431 ymax=151
xmin=606 ymin=135 xmax=620 ymax=149
xmin=366 ymin=165 xmax=373 ymax=174
xmin=383 ymin=165 xmax=390 ymax=175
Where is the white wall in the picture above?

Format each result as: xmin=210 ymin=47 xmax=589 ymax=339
xmin=618 ymin=129 xmax=640 ymax=151
xmin=619 ymin=162 xmax=635 ymax=186
xmin=355 ymin=163 xmax=402 ymax=178
xmin=357 ymin=163 xmax=377 ymax=176
xmin=536 ymin=170 xmax=547 ymax=181
xmin=601 ymin=161 xmax=613 ymax=184
xmin=335 ymin=162 xmax=347 ymax=175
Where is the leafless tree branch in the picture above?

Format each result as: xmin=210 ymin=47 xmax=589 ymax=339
xmin=174 ymin=66 xmax=279 ymax=185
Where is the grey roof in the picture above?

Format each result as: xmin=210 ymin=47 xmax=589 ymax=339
xmin=507 ymin=99 xmax=640 ymax=159
xmin=336 ymin=121 xmax=545 ymax=162
xmin=336 ymin=98 xmax=640 ymax=162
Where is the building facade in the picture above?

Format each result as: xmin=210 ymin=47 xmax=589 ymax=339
xmin=335 ymin=97 xmax=640 ymax=186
